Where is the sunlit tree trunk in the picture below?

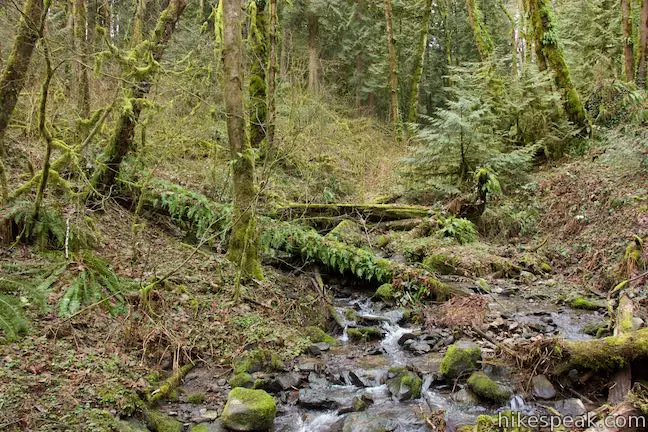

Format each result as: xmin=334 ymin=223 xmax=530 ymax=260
xmin=530 ymin=0 xmax=591 ymax=139
xmin=622 ymin=0 xmax=635 ymax=81
xmin=267 ymin=0 xmax=278 ymax=149
xmin=407 ymin=0 xmax=433 ymax=123
xmin=91 ymin=0 xmax=187 ymax=189
xmin=638 ymin=0 xmax=648 ymax=86
xmin=384 ymin=0 xmax=399 ymax=131
xmin=73 ymin=0 xmax=90 ymax=118
xmin=223 ymin=0 xmax=264 ymax=281
xmin=307 ymin=11 xmax=319 ymax=94
xmin=0 ymin=0 xmax=48 ymax=157
xmin=249 ymin=0 xmax=268 ymax=149
xmin=466 ymin=0 xmax=494 ymax=60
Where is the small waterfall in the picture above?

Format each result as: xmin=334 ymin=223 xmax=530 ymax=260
xmin=296 ymin=412 xmax=341 ymax=432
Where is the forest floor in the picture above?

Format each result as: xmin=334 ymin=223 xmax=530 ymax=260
xmin=0 ymin=124 xmax=647 ymax=431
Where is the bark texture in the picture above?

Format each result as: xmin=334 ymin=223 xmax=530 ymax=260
xmin=622 ymin=0 xmax=634 ymax=81
xmin=407 ymin=0 xmax=433 ymax=122
xmin=307 ymin=11 xmax=319 ymax=94
xmin=638 ymin=0 xmax=648 ymax=86
xmin=384 ymin=0 xmax=400 ymax=130
xmin=466 ymin=0 xmax=494 ymax=61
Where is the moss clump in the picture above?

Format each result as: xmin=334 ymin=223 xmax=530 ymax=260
xmin=376 ymin=234 xmax=391 ymax=248
xmin=189 ymin=425 xmax=209 ymax=432
xmin=221 ymin=388 xmax=276 ymax=431
xmin=347 ymin=326 xmax=382 ymax=342
xmin=186 ymin=393 xmax=205 ymax=404
xmin=439 ymin=343 xmax=481 ymax=378
xmin=387 ymin=370 xmax=422 ymax=401
xmin=304 ymin=326 xmax=338 ymax=345
xmin=343 ymin=308 xmax=358 ymax=320
xmin=229 ymin=372 xmax=254 ymax=389
xmin=570 ymin=297 xmax=602 ymax=310
xmin=423 ymin=253 xmax=460 ymax=275
xmin=325 ymin=219 xmax=366 ymax=246
xmin=233 ymin=349 xmax=285 ymax=374
xmin=467 ymin=372 xmax=512 ymax=403
xmin=144 ymin=409 xmax=182 ymax=432
xmin=374 ymin=283 xmax=394 ymax=302
xmin=583 ymin=321 xmax=610 ymax=338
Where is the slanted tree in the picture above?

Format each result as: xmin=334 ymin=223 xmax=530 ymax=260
xmin=407 ymin=0 xmax=433 ymax=122
xmin=0 ymin=0 xmax=49 ymax=157
xmin=223 ymin=0 xmax=264 ymax=281
xmin=529 ymin=0 xmax=591 ymax=138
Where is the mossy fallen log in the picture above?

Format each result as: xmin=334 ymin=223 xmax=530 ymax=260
xmin=147 ymin=363 xmax=194 ymax=405
xmin=272 ymin=203 xmax=432 ymax=222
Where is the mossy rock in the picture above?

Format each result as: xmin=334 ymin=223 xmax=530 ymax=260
xmin=467 ymin=372 xmax=512 ymax=403
xmin=325 ymin=220 xmax=366 ymax=247
xmin=144 ymin=409 xmax=182 ymax=432
xmin=387 ymin=370 xmax=422 ymax=401
xmin=374 ymin=283 xmax=394 ymax=302
xmin=304 ymin=326 xmax=338 ymax=345
xmin=229 ymin=372 xmax=254 ymax=389
xmin=221 ymin=388 xmax=276 ymax=431
xmin=189 ymin=425 xmax=210 ymax=432
xmin=570 ymin=297 xmax=604 ymax=311
xmin=347 ymin=326 xmax=382 ymax=342
xmin=233 ymin=349 xmax=285 ymax=374
xmin=422 ymin=253 xmax=461 ymax=275
xmin=439 ymin=342 xmax=481 ymax=379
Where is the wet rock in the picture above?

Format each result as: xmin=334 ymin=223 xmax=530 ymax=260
xmin=298 ymin=386 xmax=356 ymax=409
xmin=342 ymin=412 xmax=397 ymax=432
xmin=439 ymin=341 xmax=481 ymax=379
xmin=191 ymin=421 xmax=227 ymax=432
xmin=397 ymin=332 xmax=420 ymax=346
xmin=337 ymin=394 xmax=372 ymax=414
xmin=467 ymin=372 xmax=512 ymax=403
xmin=229 ymin=373 xmax=254 ymax=389
xmin=220 ymin=388 xmax=277 ymax=431
xmin=297 ymin=361 xmax=319 ymax=372
xmin=308 ymin=342 xmax=331 ymax=356
xmin=531 ymin=375 xmax=556 ymax=400
xmin=632 ymin=317 xmax=644 ymax=330
xmin=553 ymin=398 xmax=586 ymax=417
xmin=346 ymin=326 xmax=383 ymax=341
xmin=406 ymin=341 xmax=431 ymax=355
xmin=374 ymin=283 xmax=394 ymax=303
xmin=387 ymin=369 xmax=422 ymax=401
xmin=259 ymin=373 xmax=301 ymax=393
xmin=452 ymin=388 xmax=479 ymax=405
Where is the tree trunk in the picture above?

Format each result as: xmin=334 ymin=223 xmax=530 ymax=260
xmin=90 ymin=0 xmax=187 ymax=190
xmin=0 ymin=0 xmax=48 ymax=157
xmin=354 ymin=0 xmax=365 ymax=112
xmin=249 ymin=0 xmax=268 ymax=149
xmin=87 ymin=0 xmax=98 ymax=49
xmin=267 ymin=0 xmax=278 ymax=149
xmin=73 ymin=0 xmax=91 ymax=118
xmin=622 ymin=0 xmax=635 ymax=81
xmin=384 ymin=0 xmax=400 ymax=132
xmin=529 ymin=0 xmax=591 ymax=138
xmin=466 ymin=0 xmax=494 ymax=61
xmin=407 ymin=0 xmax=433 ymax=123
xmin=499 ymin=1 xmax=518 ymax=78
xmin=608 ymin=294 xmax=634 ymax=404
xmin=638 ymin=0 xmax=648 ymax=86
xmin=223 ymin=0 xmax=263 ymax=280
xmin=307 ymin=11 xmax=319 ymax=94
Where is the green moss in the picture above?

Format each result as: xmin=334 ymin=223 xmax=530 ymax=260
xmin=304 ymin=326 xmax=337 ymax=345
xmin=439 ymin=343 xmax=481 ymax=378
xmin=423 ymin=254 xmax=460 ymax=275
xmin=233 ymin=349 xmax=285 ymax=374
xmin=347 ymin=326 xmax=382 ymax=341
xmin=376 ymin=235 xmax=391 ymax=248
xmin=186 ymin=393 xmax=206 ymax=404
xmin=229 ymin=372 xmax=254 ymax=389
xmin=326 ymin=219 xmax=366 ymax=246
xmin=190 ymin=425 xmax=210 ymax=432
xmin=343 ymin=308 xmax=358 ymax=320
xmin=144 ymin=409 xmax=182 ymax=432
xmin=472 ymin=411 xmax=529 ymax=432
xmin=374 ymin=283 xmax=394 ymax=302
xmin=221 ymin=388 xmax=276 ymax=431
xmin=467 ymin=372 xmax=512 ymax=403
xmin=570 ymin=297 xmax=602 ymax=310
xmin=387 ymin=370 xmax=422 ymax=400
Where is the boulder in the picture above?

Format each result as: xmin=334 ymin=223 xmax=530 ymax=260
xmin=531 ymin=374 xmax=556 ymax=400
xmin=439 ymin=341 xmax=481 ymax=379
xmin=374 ymin=283 xmax=394 ymax=302
xmin=553 ymin=398 xmax=586 ymax=418
xmin=387 ymin=369 xmax=422 ymax=401
xmin=452 ymin=388 xmax=480 ymax=405
xmin=221 ymin=388 xmax=276 ymax=431
xmin=467 ymin=372 xmax=512 ymax=403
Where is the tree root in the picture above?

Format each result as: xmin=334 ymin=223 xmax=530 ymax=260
xmin=147 ymin=363 xmax=195 ymax=405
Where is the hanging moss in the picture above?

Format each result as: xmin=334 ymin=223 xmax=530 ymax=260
xmin=466 ymin=0 xmax=495 ymax=61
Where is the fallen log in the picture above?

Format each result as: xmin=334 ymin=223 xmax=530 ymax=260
xmin=608 ymin=294 xmax=634 ymax=404
xmin=272 ymin=203 xmax=432 ymax=222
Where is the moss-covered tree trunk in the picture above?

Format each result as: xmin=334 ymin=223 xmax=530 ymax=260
xmin=638 ymin=0 xmax=648 ymax=86
xmin=407 ymin=0 xmax=433 ymax=123
xmin=90 ymin=0 xmax=187 ymax=190
xmin=466 ymin=0 xmax=494 ymax=61
xmin=73 ymin=0 xmax=90 ymax=118
xmin=267 ymin=0 xmax=278 ymax=149
xmin=529 ymin=0 xmax=591 ymax=137
xmin=223 ymin=0 xmax=263 ymax=280
xmin=307 ymin=10 xmax=319 ymax=94
xmin=622 ymin=0 xmax=635 ymax=82
xmin=249 ymin=0 xmax=269 ymax=149
xmin=354 ymin=0 xmax=365 ymax=112
xmin=0 ymin=0 xmax=48 ymax=157
xmin=384 ymin=0 xmax=400 ymax=132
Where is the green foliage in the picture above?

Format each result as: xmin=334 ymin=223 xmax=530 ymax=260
xmin=585 ymin=80 xmax=648 ymax=127
xmin=0 ymin=294 xmax=28 ymax=342
xmin=437 ymin=215 xmax=477 ymax=244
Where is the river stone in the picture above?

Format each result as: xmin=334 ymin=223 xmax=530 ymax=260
xmin=298 ymin=386 xmax=356 ymax=409
xmin=439 ymin=341 xmax=481 ymax=379
xmin=387 ymin=370 xmax=422 ymax=401
xmin=397 ymin=332 xmax=419 ymax=346
xmin=553 ymin=398 xmax=586 ymax=418
xmin=632 ymin=317 xmax=644 ymax=330
xmin=342 ymin=412 xmax=397 ymax=432
xmin=467 ymin=372 xmax=512 ymax=403
xmin=531 ymin=374 xmax=556 ymax=400
xmin=308 ymin=342 xmax=331 ymax=356
xmin=221 ymin=388 xmax=276 ymax=431
xmin=257 ymin=372 xmax=301 ymax=393
xmin=452 ymin=388 xmax=480 ymax=405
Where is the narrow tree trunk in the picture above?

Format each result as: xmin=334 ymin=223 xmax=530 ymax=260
xmin=622 ymin=0 xmax=635 ymax=81
xmin=608 ymin=294 xmax=634 ymax=403
xmin=384 ymin=0 xmax=400 ymax=131
xmin=499 ymin=1 xmax=518 ymax=78
xmin=267 ymin=0 xmax=278 ymax=149
xmin=249 ymin=0 xmax=268 ymax=149
xmin=466 ymin=0 xmax=494 ymax=61
xmin=638 ymin=0 xmax=648 ymax=86
xmin=223 ymin=0 xmax=263 ymax=281
xmin=132 ymin=0 xmax=147 ymax=45
xmin=280 ymin=28 xmax=289 ymax=81
xmin=307 ymin=11 xmax=319 ymax=94
xmin=73 ymin=0 xmax=90 ymax=118
xmin=407 ymin=0 xmax=433 ymax=123
xmin=529 ymin=0 xmax=591 ymax=138
xmin=91 ymin=0 xmax=187 ymax=190
xmin=87 ymin=0 xmax=98 ymax=49
xmin=0 ymin=0 xmax=48 ymax=157
xmin=354 ymin=0 xmax=365 ymax=112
